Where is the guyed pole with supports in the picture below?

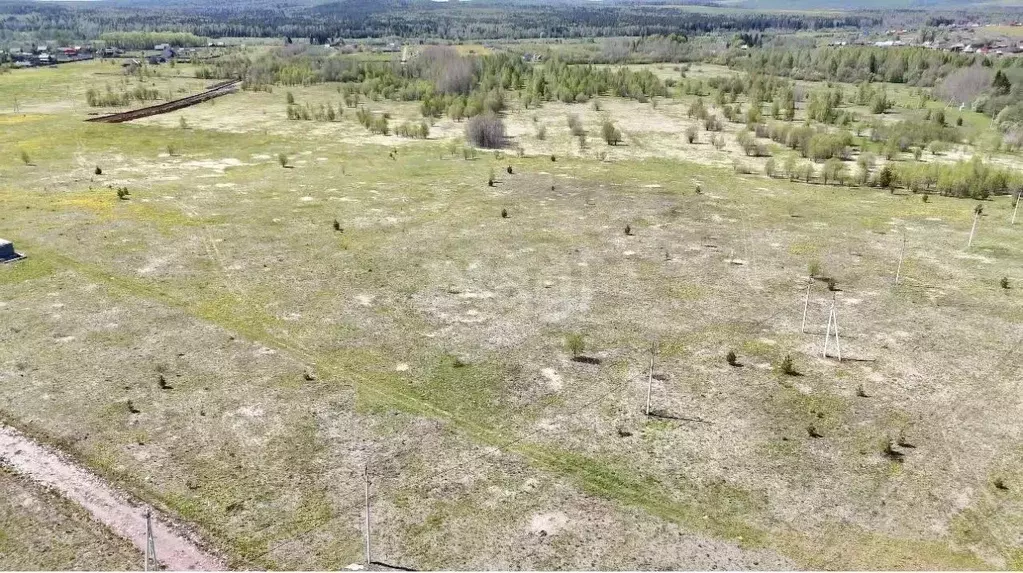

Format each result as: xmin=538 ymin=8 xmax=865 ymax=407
xmin=144 ymin=510 xmax=157 ymax=572
xmin=801 ymin=276 xmax=812 ymax=334
xmin=822 ymin=293 xmax=842 ymax=361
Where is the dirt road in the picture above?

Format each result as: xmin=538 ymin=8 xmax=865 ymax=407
xmin=0 ymin=424 xmax=225 ymax=571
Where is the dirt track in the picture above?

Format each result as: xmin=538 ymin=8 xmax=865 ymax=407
xmin=0 ymin=424 xmax=225 ymax=571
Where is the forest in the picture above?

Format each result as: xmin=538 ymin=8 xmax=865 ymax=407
xmin=1 ymin=0 xmax=880 ymax=46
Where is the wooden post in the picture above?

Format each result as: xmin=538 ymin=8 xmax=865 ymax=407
xmin=801 ymin=276 xmax=812 ymax=334
xmin=645 ymin=344 xmax=655 ymax=415
xmin=1013 ymin=193 xmax=1020 ymax=225
xmin=895 ymin=231 xmax=906 ymax=285
xmin=144 ymin=510 xmax=157 ymax=572
xmin=364 ymin=465 xmax=371 ymax=568
xmin=968 ymin=209 xmax=980 ymax=248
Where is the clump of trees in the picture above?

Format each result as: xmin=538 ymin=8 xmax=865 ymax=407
xmin=889 ymin=157 xmax=1017 ymax=199
xmin=735 ymin=130 xmax=766 ymax=157
xmin=198 ymin=48 xmax=666 ymax=122
xmin=395 ymin=121 xmax=430 ymax=139
xmin=287 ymin=101 xmax=341 ymax=122
xmin=85 ymin=85 xmax=161 ymax=107
xmin=99 ymin=31 xmax=206 ymax=50
xmin=355 ymin=107 xmax=389 ymax=135
xmin=728 ymin=45 xmax=982 ymax=87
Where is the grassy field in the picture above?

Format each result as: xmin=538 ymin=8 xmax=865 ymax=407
xmin=2 ymin=59 xmax=1023 ymax=570
xmin=0 ymin=467 xmax=141 ymax=570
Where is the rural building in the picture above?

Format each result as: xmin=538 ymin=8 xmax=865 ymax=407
xmin=0 ymin=239 xmax=23 ymax=263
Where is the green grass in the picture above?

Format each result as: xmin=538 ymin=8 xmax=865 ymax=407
xmin=3 ymin=58 xmax=1023 ymax=570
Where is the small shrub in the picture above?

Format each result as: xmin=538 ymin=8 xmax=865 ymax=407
xmin=166 ymin=144 xmax=176 ymax=156
xmin=536 ymin=125 xmax=547 ymax=140
xmin=601 ymin=120 xmax=622 ymax=146
xmin=780 ymin=354 xmax=797 ymax=376
xmin=1001 ymin=277 xmax=1010 ymax=289
xmin=956 ymin=116 xmax=963 ymax=126
xmin=551 ymin=155 xmax=556 ymax=162
xmin=726 ymin=350 xmax=738 ymax=366
xmin=286 ymin=91 xmax=295 ymax=105
xmin=501 ymin=208 xmax=508 ymax=218
xmin=809 ymin=260 xmax=822 ymax=277
xmin=116 ymin=187 xmax=130 ymax=200
xmin=922 ymin=194 xmax=929 ymax=203
xmin=878 ymin=165 xmax=894 ymax=189
xmin=827 ymin=278 xmax=838 ymax=291
xmin=684 ymin=125 xmax=697 ymax=144
xmin=333 ymin=219 xmax=342 ymax=232
xmin=564 ymin=333 xmax=586 ymax=357
xmin=624 ymin=224 xmax=633 ymax=236
xmin=567 ymin=114 xmax=585 ymax=137
xmin=179 ymin=116 xmax=188 ymax=129
xmin=19 ymin=150 xmax=30 ymax=165
xmin=506 ymin=165 xmax=513 ymax=175
xmin=465 ymin=114 xmax=506 ymax=149
xmin=695 ymin=184 xmax=701 ymax=194
xmin=94 ymin=166 xmax=102 ymax=175
xmin=278 ymin=153 xmax=288 ymax=168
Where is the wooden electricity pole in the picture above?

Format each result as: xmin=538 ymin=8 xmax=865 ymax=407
xmin=144 ymin=510 xmax=157 ymax=572
xmin=968 ymin=206 xmax=981 ymax=248
xmin=1013 ymin=193 xmax=1020 ymax=226
xmin=364 ymin=465 xmax=372 ymax=569
xmin=645 ymin=343 xmax=656 ymax=415
xmin=895 ymin=231 xmax=906 ymax=285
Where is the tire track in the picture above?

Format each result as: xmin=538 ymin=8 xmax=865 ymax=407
xmin=0 ymin=424 xmax=225 ymax=571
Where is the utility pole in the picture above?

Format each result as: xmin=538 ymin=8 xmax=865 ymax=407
xmin=645 ymin=343 xmax=656 ymax=415
xmin=968 ymin=205 xmax=981 ymax=248
xmin=144 ymin=510 xmax=157 ymax=572
xmin=895 ymin=231 xmax=906 ymax=286
xmin=801 ymin=275 xmax=812 ymax=334
xmin=364 ymin=465 xmax=371 ymax=569
xmin=1013 ymin=192 xmax=1020 ymax=225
